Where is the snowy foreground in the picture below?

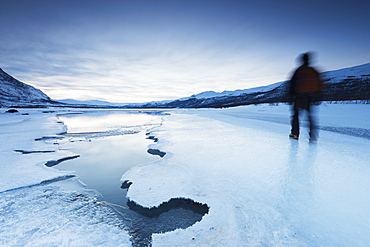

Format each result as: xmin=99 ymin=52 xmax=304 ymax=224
xmin=1 ymin=104 xmax=370 ymax=246
xmin=123 ymin=103 xmax=370 ymax=246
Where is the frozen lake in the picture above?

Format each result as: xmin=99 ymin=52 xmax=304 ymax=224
xmin=1 ymin=104 xmax=369 ymax=247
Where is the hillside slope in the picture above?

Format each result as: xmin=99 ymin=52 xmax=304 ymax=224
xmin=0 ymin=68 xmax=53 ymax=107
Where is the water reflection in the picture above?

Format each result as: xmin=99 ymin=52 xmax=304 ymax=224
xmin=59 ymin=110 xmax=164 ymax=136
xmin=57 ymin=110 xmax=163 ymax=206
xmin=282 ymin=141 xmax=318 ymax=242
xmin=57 ymin=132 xmax=158 ymax=205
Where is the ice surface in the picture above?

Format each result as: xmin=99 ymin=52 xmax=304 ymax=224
xmin=0 ymin=178 xmax=130 ymax=246
xmin=0 ymin=109 xmax=74 ymax=192
xmin=0 ymin=108 xmax=131 ymax=246
xmin=122 ymin=103 xmax=370 ymax=246
xmin=1 ymin=104 xmax=369 ymax=246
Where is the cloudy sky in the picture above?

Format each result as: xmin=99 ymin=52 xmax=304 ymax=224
xmin=1 ymin=0 xmax=369 ymax=103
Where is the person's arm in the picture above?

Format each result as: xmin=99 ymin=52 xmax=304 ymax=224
xmin=288 ymin=69 xmax=298 ymax=102
xmin=312 ymin=68 xmax=323 ymax=104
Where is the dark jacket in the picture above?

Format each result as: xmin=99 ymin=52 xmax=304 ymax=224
xmin=289 ymin=64 xmax=323 ymax=100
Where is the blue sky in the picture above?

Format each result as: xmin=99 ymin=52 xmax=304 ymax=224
xmin=1 ymin=0 xmax=369 ymax=103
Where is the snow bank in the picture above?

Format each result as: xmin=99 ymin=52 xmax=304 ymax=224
xmin=122 ymin=104 xmax=370 ymax=246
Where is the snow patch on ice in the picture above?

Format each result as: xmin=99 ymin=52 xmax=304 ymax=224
xmin=121 ymin=159 xmax=194 ymax=209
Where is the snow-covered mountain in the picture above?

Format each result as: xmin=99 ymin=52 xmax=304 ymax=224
xmin=319 ymin=63 xmax=370 ymax=102
xmin=181 ymin=81 xmax=284 ymax=100
xmin=324 ymin=63 xmax=370 ymax=82
xmin=0 ymin=68 xmax=54 ymax=107
xmin=140 ymin=63 xmax=370 ymax=108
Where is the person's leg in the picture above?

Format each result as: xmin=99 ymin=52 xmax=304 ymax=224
xmin=307 ymin=98 xmax=318 ymax=141
xmin=290 ymin=99 xmax=300 ymax=138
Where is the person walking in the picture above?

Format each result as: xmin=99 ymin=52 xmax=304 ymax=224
xmin=288 ymin=52 xmax=323 ymax=142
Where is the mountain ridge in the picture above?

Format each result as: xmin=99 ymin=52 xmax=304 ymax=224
xmin=1 ymin=62 xmax=369 ymax=108
xmin=139 ymin=62 xmax=370 ymax=108
xmin=0 ymin=68 xmax=55 ymax=107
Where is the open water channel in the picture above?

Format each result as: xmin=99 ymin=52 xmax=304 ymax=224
xmin=57 ymin=110 xmax=161 ymax=206
xmin=54 ymin=109 xmax=208 ymax=246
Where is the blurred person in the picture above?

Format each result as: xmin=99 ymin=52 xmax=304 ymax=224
xmin=288 ymin=52 xmax=323 ymax=143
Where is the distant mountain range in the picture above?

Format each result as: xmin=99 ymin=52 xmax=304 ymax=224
xmin=1 ymin=63 xmax=369 ymax=108
xmin=57 ymin=99 xmax=129 ymax=107
xmin=139 ymin=63 xmax=370 ymax=108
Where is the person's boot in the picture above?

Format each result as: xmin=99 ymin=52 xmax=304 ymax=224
xmin=289 ymin=134 xmax=299 ymax=140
